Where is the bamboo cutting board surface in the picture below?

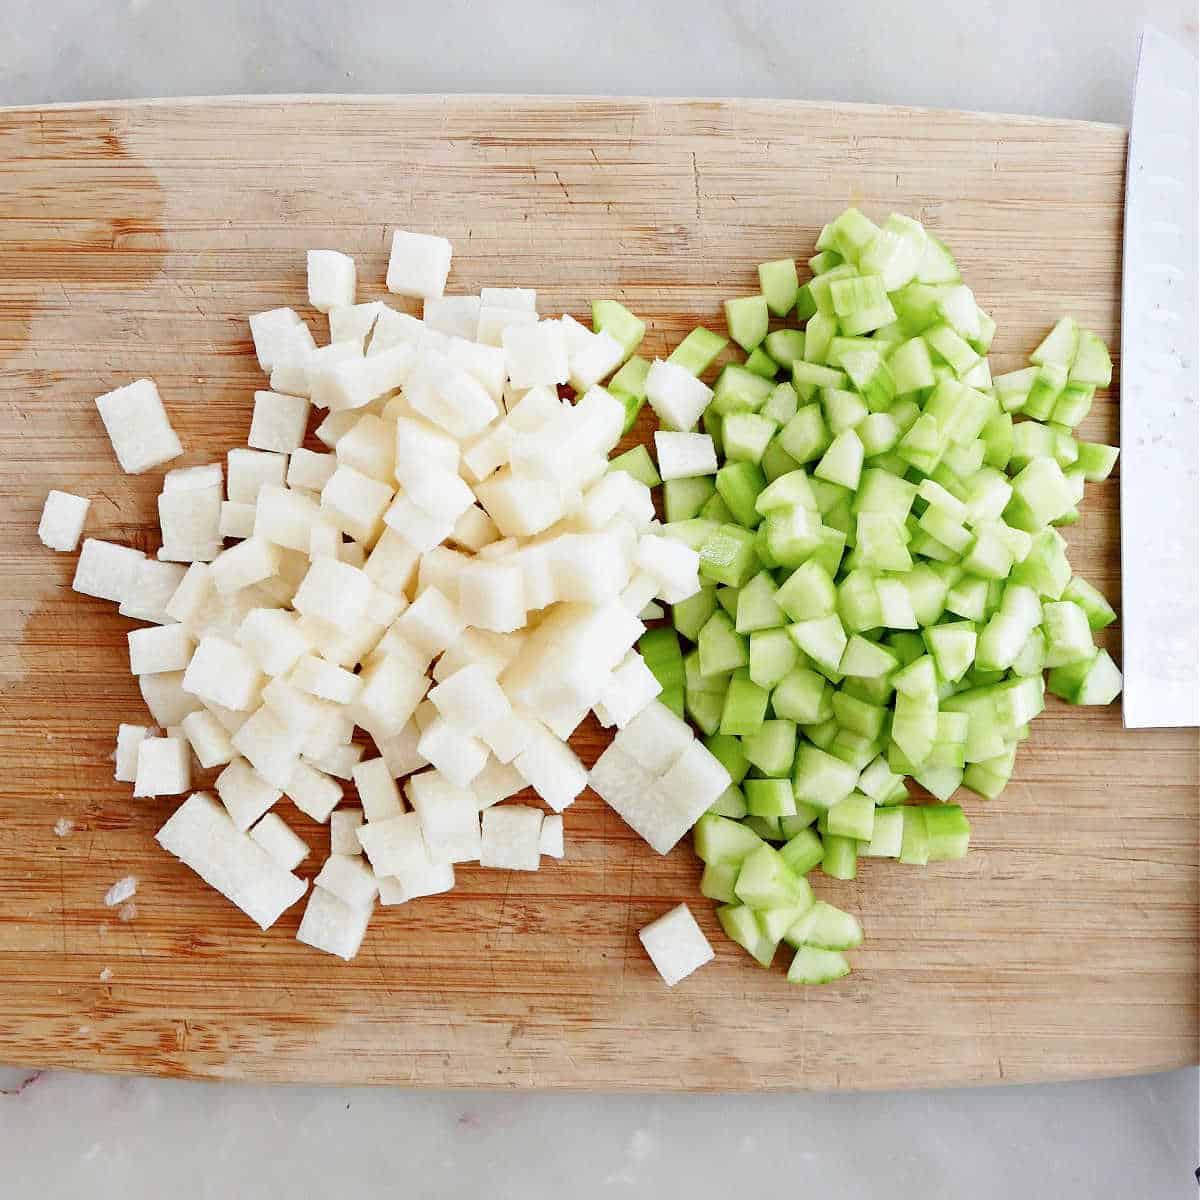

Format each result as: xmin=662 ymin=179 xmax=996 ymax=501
xmin=0 ymin=96 xmax=1195 ymax=1091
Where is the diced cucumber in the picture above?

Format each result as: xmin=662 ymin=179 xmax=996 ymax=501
xmin=744 ymin=346 xmax=779 ymax=379
xmin=716 ymin=461 xmax=767 ymax=527
xmin=820 ymin=834 xmax=858 ymax=879
xmin=786 ymin=945 xmax=850 ymax=985
xmin=592 ymin=299 xmax=646 ymax=355
xmin=673 ymin=587 xmax=718 ymax=642
xmin=699 ymin=524 xmax=759 ymax=587
xmin=758 ymin=258 xmax=800 ymax=317
xmin=608 ymin=443 xmax=661 ymax=487
xmin=764 ymin=331 xmax=807 ymax=372
xmin=785 ymin=899 xmax=864 ymax=951
xmin=742 ymin=720 xmax=798 ymax=778
xmin=694 ymin=813 xmax=764 ymax=865
xmin=745 ymin=777 xmax=798 ymax=816
xmin=668 ymin=327 xmax=728 ymax=375
xmin=734 ymin=843 xmax=805 ymax=908
xmin=708 ymin=784 xmax=748 ymax=819
xmin=700 ymin=862 xmax=739 ymax=902
xmin=698 ymin=609 xmax=748 ymax=675
xmin=725 ymin=295 xmax=770 ymax=352
xmin=863 ymin=805 xmax=905 ymax=856
xmin=717 ymin=903 xmax=778 ymax=967
xmin=779 ymin=827 xmax=824 ymax=875
xmin=720 ymin=671 xmax=770 ymax=736
xmin=609 ymin=354 xmax=652 ymax=432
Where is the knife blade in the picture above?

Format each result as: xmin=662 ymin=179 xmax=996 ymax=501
xmin=1119 ymin=25 xmax=1199 ymax=729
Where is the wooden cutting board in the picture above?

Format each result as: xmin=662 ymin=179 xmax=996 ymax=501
xmin=0 ymin=97 xmax=1195 ymax=1091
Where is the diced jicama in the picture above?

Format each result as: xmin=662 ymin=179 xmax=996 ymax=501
xmin=210 ymin=538 xmax=281 ymax=596
xmin=314 ymin=853 xmax=379 ymax=909
xmin=182 ymin=634 xmax=264 ymax=711
xmin=38 ymin=489 xmax=90 ymax=552
xmin=417 ymin=716 xmax=489 ymax=787
xmin=284 ymin=759 xmax=343 ymax=822
xmin=595 ymin=652 xmax=662 ymax=728
xmin=428 ymin=664 xmax=512 ymax=735
xmin=249 ymin=812 xmax=310 ymax=871
xmin=406 ymin=770 xmax=482 ymax=863
xmin=94 ymin=379 xmax=182 ymax=474
xmin=502 ymin=320 xmax=569 ymax=388
xmin=254 ymin=484 xmax=322 ymax=552
xmin=377 ymin=860 xmax=456 ymax=905
xmin=386 ymin=228 xmax=452 ymax=300
xmin=114 ymin=724 xmax=153 ymax=783
xmin=308 ymin=739 xmax=365 ymax=781
xmin=475 ymin=469 xmax=563 ymax=538
xmin=157 ymin=792 xmax=306 ymax=930
xmin=654 ymin=431 xmax=718 ymax=480
xmin=215 ymin=757 xmax=281 ymax=830
xmin=423 ymin=295 xmax=481 ymax=339
xmin=119 ymin=559 xmax=187 ymax=624
xmin=140 ymin=671 xmax=203 ymax=726
xmin=249 ymin=308 xmax=313 ymax=373
xmin=230 ymin=706 xmax=304 ymax=789
xmin=329 ymin=301 xmax=384 ymax=345
xmin=330 ymin=807 xmax=365 ymax=855
xmin=306 ymin=249 xmax=356 ymax=313
xmin=235 ymin=607 xmax=312 ymax=677
xmin=538 ymin=813 xmax=564 ymax=858
xmin=479 ymin=805 xmax=542 ymax=871
xmin=219 ymin=500 xmax=256 ymax=540
xmin=352 ymin=757 xmax=404 ymax=823
xmin=73 ymin=538 xmax=145 ymax=604
xmin=127 ymin=624 xmax=195 ymax=675
xmin=639 ymin=903 xmax=714 ymax=985
xmin=513 ymin=724 xmax=587 ymax=812
xmin=133 ymin=736 xmax=192 ymax=797
xmin=296 ymin=885 xmax=372 ymax=960
xmin=180 ymin=709 xmax=236 ymax=769
xmin=352 ymin=651 xmax=428 ymax=738
xmin=158 ymin=472 xmax=222 ymax=563
xmin=356 ymin=811 xmax=430 ymax=877
xmin=289 ymin=653 xmax=361 ymax=703
xmin=613 ymin=700 xmax=694 ymax=775
xmin=291 ymin=557 xmax=373 ymax=632
xmin=321 ymin=346 xmax=414 ymax=412
xmin=393 ymin=586 xmax=464 ymax=657
xmin=248 ymin=390 xmax=310 ymax=453
xmin=287 ymin=448 xmax=337 ymax=493
xmin=320 ymin=466 xmax=392 ymax=544
xmin=228 ymin=448 xmax=288 ymax=504
xmin=645 ymin=359 xmax=713 ymax=431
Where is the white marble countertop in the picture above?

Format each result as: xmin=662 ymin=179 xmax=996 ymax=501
xmin=1 ymin=2 xmax=1197 ymax=1197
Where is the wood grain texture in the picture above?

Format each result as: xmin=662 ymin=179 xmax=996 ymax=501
xmin=0 ymin=96 xmax=1195 ymax=1091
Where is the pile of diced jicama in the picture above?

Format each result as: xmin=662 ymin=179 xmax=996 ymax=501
xmin=41 ymin=230 xmax=728 ymax=976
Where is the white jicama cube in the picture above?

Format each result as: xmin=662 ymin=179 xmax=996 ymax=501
xmin=573 ymin=386 xmax=626 ymax=457
xmin=158 ymin=483 xmax=222 ymax=563
xmin=377 ymin=860 xmax=455 ymax=905
xmin=249 ymin=307 xmax=313 ymax=373
xmin=249 ymin=390 xmax=311 ymax=453
xmin=335 ymin=414 xmax=395 ymax=483
xmin=658 ymin=741 xmax=731 ymax=815
xmin=219 ymin=500 xmax=256 ymax=540
xmin=309 ymin=525 xmax=341 ymax=568
xmin=292 ymin=557 xmax=373 ymax=631
xmin=140 ymin=671 xmax=203 ymax=726
xmin=645 ymin=359 xmax=713 ymax=432
xmin=365 ymin=583 xmax=406 ymax=628
xmin=477 ymin=305 xmax=538 ymax=347
xmin=72 ymin=538 xmax=145 ymax=604
xmin=433 ymin=628 xmax=523 ymax=681
xmin=539 ymin=697 xmax=590 ymax=741
xmin=307 ymin=249 xmax=356 ymax=313
xmin=480 ymin=286 xmax=536 ymax=311
xmin=180 ymin=709 xmax=236 ymax=769
xmin=157 ymin=792 xmax=307 ymax=931
xmin=210 ymin=537 xmax=281 ymax=596
xmin=568 ymin=330 xmax=625 ymax=393
xmin=513 ymin=725 xmax=586 ymax=812
xmin=457 ymin=559 xmax=527 ymax=633
xmin=595 ymin=652 xmax=662 ymax=729
xmin=588 ymin=742 xmax=673 ymax=853
xmin=634 ymin=533 xmax=702 ymax=603
xmin=368 ymin=307 xmax=431 ymax=356
xmin=95 ymin=379 xmax=183 ymax=474
xmin=329 ymin=300 xmax=385 ymax=344
xmin=372 ymin=723 xmax=426 ymax=778
xmin=506 ymin=384 xmax=563 ymax=431
xmin=479 ymin=805 xmax=542 ymax=871
xmin=424 ymin=295 xmax=481 ymax=339
xmin=356 ymin=811 xmax=431 ymax=877
xmin=38 ymin=489 xmax=90 ymax=552
xmin=330 ymin=807 xmax=364 ymax=855
xmin=249 ymin=812 xmax=310 ymax=871
xmin=314 ymin=853 xmax=379 ymax=909
xmin=393 ymin=586 xmax=464 ymax=657
xmin=449 ymin=505 xmax=499 ymax=553
xmin=287 ymin=448 xmax=337 ymax=493
xmin=133 ymin=736 xmax=192 ymax=797
xmin=406 ymin=770 xmax=482 ymax=864
xmin=639 ymin=903 xmax=714 ymax=986
xmin=618 ymin=571 xmax=660 ymax=616
xmin=578 ymin=472 xmax=654 ymax=532
xmin=461 ymin=423 xmax=515 ymax=482
xmin=115 ymin=723 xmax=153 ymax=782
xmin=216 ymin=757 xmax=283 ymax=830
xmin=475 ymin=470 xmax=563 ymax=539
xmin=227 ymin=448 xmax=288 ymax=503
xmin=394 ymin=414 xmax=461 ymax=476
xmin=428 ymin=664 xmax=512 ymax=735
xmin=613 ymin=699 xmax=694 ymax=775
xmin=353 ymin=651 xmax=428 ymax=738
xmin=166 ymin=562 xmax=214 ymax=625
xmin=352 ymin=757 xmax=404 ymax=822
xmin=302 ymin=341 xmax=365 ymax=404
xmin=417 ymin=717 xmax=489 ymax=787
xmin=119 ymin=559 xmax=187 ymax=624
xmin=297 ymin=886 xmax=372 ymax=960
xmin=232 ymin=706 xmax=305 ymax=789
xmin=307 ymin=740 xmax=365 ymax=781
xmin=320 ymin=466 xmax=392 ymax=545
xmin=386 ymin=229 xmax=453 ymax=300
xmin=236 ymin=607 xmax=312 ymax=676
xmin=503 ymin=320 xmax=569 ymax=388
xmin=535 ymin=814 xmax=564 ymax=862
xmin=183 ymin=634 xmax=264 ymax=711
xmin=547 ymin=532 xmax=630 ymax=603
xmin=479 ymin=710 xmax=539 ymax=764
xmin=471 ymin=758 xmax=527 ymax=808
xmin=382 ymin=496 xmax=453 ymax=557
xmin=322 ymin=345 xmax=414 ymax=413
xmin=654 ymin=431 xmax=717 ymax=480
xmin=415 ymin=545 xmax=470 ymax=600
xmin=254 ymin=485 xmax=321 ymax=553
xmin=128 ymin=624 xmax=195 ymax=676
xmin=289 ymin=653 xmax=361 ymax=704
xmin=284 ymin=760 xmax=343 ymax=823
xmin=444 ymin=337 xmax=507 ymax=404
xmin=262 ymin=675 xmax=337 ymax=734
xmin=406 ymin=352 xmax=497 ymax=441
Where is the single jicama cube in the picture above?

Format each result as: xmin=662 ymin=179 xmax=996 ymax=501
xmin=475 ymin=469 xmax=563 ymax=538
xmin=115 ymin=724 xmax=153 ymax=783
xmin=320 ymin=465 xmax=393 ymax=545
xmin=363 ymin=528 xmax=420 ymax=595
xmin=417 ymin=717 xmax=489 ymax=787
xmin=372 ymin=723 xmax=426 ymax=778
xmin=568 ymin=329 xmax=625 ymax=393
xmin=377 ymin=859 xmax=456 ymax=905
xmin=297 ymin=886 xmax=372 ymax=960
xmin=307 ymin=249 xmax=356 ymax=312
xmin=127 ymin=624 xmax=195 ymax=676
xmin=183 ymin=634 xmax=264 ymax=711
xmin=503 ymin=320 xmax=569 ymax=388
xmin=249 ymin=307 xmax=313 ymax=373
xmin=119 ymin=559 xmax=187 ymax=624
xmin=254 ymin=484 xmax=321 ymax=553
xmin=477 ymin=305 xmax=538 ymax=347
xmin=158 ymin=482 xmax=222 ymax=563
xmin=249 ymin=390 xmax=311 ymax=453
xmin=394 ymin=414 xmax=461 ymax=478
xmin=658 ymin=741 xmax=730 ymax=815
xmin=140 ymin=671 xmax=203 ymax=726
xmin=329 ymin=300 xmax=385 ymax=344
xmin=321 ymin=345 xmax=414 ymax=413
xmin=444 ymin=337 xmax=507 ymax=404
xmin=654 ymin=431 xmax=717 ymax=480
xmin=353 ymin=651 xmax=429 ymax=738
xmin=307 ymin=517 xmax=341 ymax=559
xmin=461 ymin=423 xmax=516 ymax=482
xmin=433 ymin=628 xmax=524 ymax=682
xmin=588 ymin=742 xmax=684 ymax=854
xmin=231 ymin=706 xmax=305 ymax=789
xmin=386 ymin=229 xmax=452 ymax=300
xmin=330 ymin=807 xmax=365 ymax=855
xmin=289 ymin=653 xmax=361 ymax=704
xmin=210 ymin=537 xmax=281 ymax=596
xmin=262 ymin=675 xmax=341 ymax=735
xmin=479 ymin=709 xmax=539 ymax=764
xmin=292 ymin=557 xmax=373 ymax=632
xmin=424 ymin=295 xmax=481 ymax=339
xmin=595 ymin=652 xmax=662 ymax=728
xmin=227 ymin=448 xmax=288 ymax=504
xmin=547 ymin=532 xmax=630 ymax=604
xmin=216 ymin=757 xmax=282 ymax=830
xmin=393 ymin=586 xmax=464 ymax=658
xmin=94 ymin=378 xmax=182 ymax=474
xmin=639 ymin=903 xmax=714 ymax=986
xmin=38 ymin=489 xmax=90 ymax=552
xmin=180 ymin=709 xmax=236 ymax=769
xmin=613 ymin=700 xmax=694 ymax=775
xmin=415 ymin=545 xmax=470 ymax=601
xmin=578 ymin=472 xmax=655 ymax=532
xmin=307 ymin=740 xmax=366 ymax=781
xmin=573 ymin=386 xmax=626 ymax=456
xmin=235 ymin=607 xmax=312 ymax=676
xmin=481 ymin=286 xmax=536 ymax=311
xmin=456 ymin=559 xmax=527 ymax=632
xmin=165 ymin=562 xmax=214 ymax=626
xmin=368 ymin=307 xmax=433 ymax=357
xmin=304 ymin=341 xmax=366 ymax=405
xmin=356 ymin=811 xmax=431 ymax=877
xmin=619 ymin=571 xmax=660 ymax=616
xmin=645 ymin=359 xmax=713 ymax=431
xmin=287 ymin=448 xmax=337 ymax=493
xmin=634 ymin=533 xmax=702 ymax=603
xmin=352 ymin=757 xmax=404 ymax=822
xmin=73 ymin=538 xmax=145 ymax=604
xmin=218 ymin=500 xmax=256 ymax=540
xmin=428 ymin=664 xmax=512 ymax=734
xmin=479 ymin=805 xmax=542 ymax=871
xmin=334 ymin=414 xmax=395 ymax=483
xmin=513 ymin=724 xmax=586 ymax=812
xmin=249 ymin=811 xmax=310 ymax=871
xmin=133 ymin=736 xmax=192 ymax=797
xmin=314 ymin=853 xmax=378 ymax=909
xmin=448 ymin=505 xmax=499 ymax=554
xmin=471 ymin=758 xmax=527 ymax=808
xmin=539 ymin=813 xmax=564 ymax=858
xmin=383 ymin=493 xmax=457 ymax=553
xmin=284 ymin=759 xmax=343 ymax=822
xmin=406 ymin=351 xmax=497 ymax=441
xmin=406 ymin=770 xmax=483 ymax=864
xmin=157 ymin=792 xmax=307 ymax=931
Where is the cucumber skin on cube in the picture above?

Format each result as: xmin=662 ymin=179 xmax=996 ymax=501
xmin=708 ymin=784 xmax=748 ymax=819
xmin=734 ymin=843 xmax=805 ymax=908
xmin=785 ymin=899 xmax=864 ymax=951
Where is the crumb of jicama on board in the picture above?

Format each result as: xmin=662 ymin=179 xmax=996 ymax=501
xmin=104 ymin=876 xmax=138 ymax=907
xmin=118 ymin=901 xmax=138 ymax=922
xmin=98 ymin=967 xmax=113 ymax=983
xmin=54 ymin=817 xmax=75 ymax=837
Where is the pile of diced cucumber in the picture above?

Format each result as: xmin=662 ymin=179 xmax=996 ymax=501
xmin=602 ymin=207 xmax=1121 ymax=984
